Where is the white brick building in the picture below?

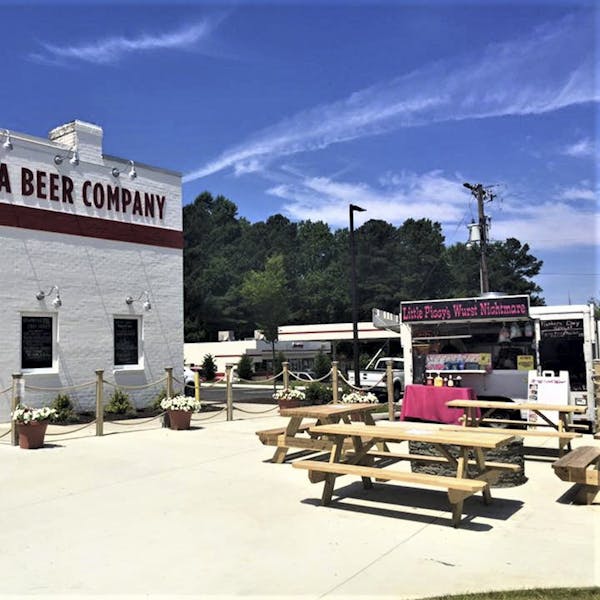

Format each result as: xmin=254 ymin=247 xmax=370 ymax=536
xmin=0 ymin=121 xmax=183 ymax=420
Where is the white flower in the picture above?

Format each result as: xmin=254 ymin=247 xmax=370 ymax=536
xmin=12 ymin=404 xmax=58 ymax=423
xmin=272 ymin=388 xmax=306 ymax=401
xmin=160 ymin=395 xmax=201 ymax=412
xmin=340 ymin=391 xmax=378 ymax=404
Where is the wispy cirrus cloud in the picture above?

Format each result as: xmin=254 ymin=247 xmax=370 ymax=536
xmin=30 ymin=19 xmax=219 ymax=66
xmin=184 ymin=12 xmax=598 ymax=183
xmin=561 ymin=137 xmax=595 ymax=158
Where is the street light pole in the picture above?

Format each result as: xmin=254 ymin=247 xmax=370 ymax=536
xmin=463 ymin=182 xmax=490 ymax=295
xmin=349 ymin=203 xmax=366 ymax=387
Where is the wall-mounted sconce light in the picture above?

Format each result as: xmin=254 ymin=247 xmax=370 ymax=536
xmin=36 ymin=285 xmax=62 ymax=308
xmin=126 ymin=290 xmax=151 ymax=311
xmin=128 ymin=160 xmax=137 ymax=179
xmin=111 ymin=167 xmax=120 ymax=178
xmin=2 ymin=130 xmax=12 ymax=151
xmin=54 ymin=155 xmax=63 ymax=165
xmin=70 ymin=146 xmax=79 ymax=166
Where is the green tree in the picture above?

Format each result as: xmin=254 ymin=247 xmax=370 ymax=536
xmin=313 ymin=348 xmax=331 ymax=379
xmin=237 ymin=354 xmax=254 ymax=381
xmin=241 ymin=254 xmax=290 ymax=387
xmin=202 ymin=354 xmax=217 ymax=381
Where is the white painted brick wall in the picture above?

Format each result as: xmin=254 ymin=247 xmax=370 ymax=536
xmin=0 ymin=122 xmax=184 ymax=421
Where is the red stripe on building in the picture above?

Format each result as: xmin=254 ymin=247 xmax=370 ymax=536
xmin=0 ymin=203 xmax=183 ymax=249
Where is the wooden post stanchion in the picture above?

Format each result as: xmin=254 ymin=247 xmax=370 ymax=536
xmin=332 ymin=361 xmax=339 ymax=404
xmin=282 ymin=362 xmax=289 ymax=390
xmin=95 ymin=369 xmax=104 ymax=436
xmin=194 ymin=370 xmax=201 ymax=404
xmin=386 ymin=359 xmax=395 ymax=421
xmin=226 ymin=365 xmax=233 ymax=421
xmin=163 ymin=367 xmax=173 ymax=428
xmin=10 ymin=373 xmax=23 ymax=446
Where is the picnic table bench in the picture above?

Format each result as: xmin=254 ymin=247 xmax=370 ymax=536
xmin=293 ymin=422 xmax=517 ymax=528
xmin=255 ymin=403 xmax=380 ymax=463
xmin=446 ymin=399 xmax=585 ymax=455
xmin=552 ymin=446 xmax=600 ymax=504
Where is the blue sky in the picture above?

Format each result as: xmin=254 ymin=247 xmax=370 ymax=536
xmin=1 ymin=0 xmax=597 ymax=306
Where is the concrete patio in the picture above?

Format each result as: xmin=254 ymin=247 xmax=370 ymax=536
xmin=0 ymin=407 xmax=598 ymax=599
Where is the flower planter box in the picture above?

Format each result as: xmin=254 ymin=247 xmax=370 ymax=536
xmin=167 ymin=410 xmax=193 ymax=430
xmin=17 ymin=421 xmax=49 ymax=449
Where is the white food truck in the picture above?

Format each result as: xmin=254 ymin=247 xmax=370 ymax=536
xmin=373 ymin=294 xmax=599 ymax=432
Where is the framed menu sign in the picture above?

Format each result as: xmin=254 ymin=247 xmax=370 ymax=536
xmin=22 ymin=316 xmax=54 ymax=369
xmin=114 ymin=318 xmax=140 ymax=366
xmin=540 ymin=319 xmax=583 ymax=339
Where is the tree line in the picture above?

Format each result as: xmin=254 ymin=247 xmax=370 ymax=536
xmin=184 ymin=191 xmax=544 ymax=342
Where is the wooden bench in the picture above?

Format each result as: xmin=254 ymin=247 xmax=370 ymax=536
xmin=256 ymin=424 xmax=313 ymax=446
xmin=442 ymin=425 xmax=581 ymax=455
xmin=552 ymin=446 xmax=600 ymax=504
xmin=293 ymin=459 xmax=488 ymax=527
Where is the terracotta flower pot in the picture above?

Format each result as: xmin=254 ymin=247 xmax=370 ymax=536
xmin=17 ymin=421 xmax=49 ymax=449
xmin=168 ymin=409 xmax=192 ymax=430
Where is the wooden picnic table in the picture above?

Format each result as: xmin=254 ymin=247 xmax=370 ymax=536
xmin=260 ymin=403 xmax=380 ymax=464
xmin=446 ymin=399 xmax=586 ymax=455
xmin=293 ymin=422 xmax=517 ymax=527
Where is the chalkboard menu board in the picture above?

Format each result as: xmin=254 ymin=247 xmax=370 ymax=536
xmin=540 ymin=319 xmax=583 ymax=339
xmin=22 ymin=316 xmax=53 ymax=369
xmin=114 ymin=318 xmax=139 ymax=365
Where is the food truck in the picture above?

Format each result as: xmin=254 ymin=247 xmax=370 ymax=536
xmin=373 ymin=294 xmax=599 ymax=432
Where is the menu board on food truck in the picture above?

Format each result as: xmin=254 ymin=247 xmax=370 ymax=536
xmin=400 ymin=295 xmax=530 ymax=323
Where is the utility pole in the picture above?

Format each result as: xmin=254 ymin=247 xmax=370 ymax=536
xmin=463 ymin=182 xmax=494 ymax=295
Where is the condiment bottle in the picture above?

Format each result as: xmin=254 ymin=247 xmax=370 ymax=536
xmin=447 ymin=375 xmax=454 ymax=387
xmin=454 ymin=375 xmax=462 ymax=387
xmin=434 ymin=373 xmax=443 ymax=387
xmin=426 ymin=373 xmax=434 ymax=386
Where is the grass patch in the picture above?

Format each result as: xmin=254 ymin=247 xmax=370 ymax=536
xmin=422 ymin=588 xmax=600 ymax=600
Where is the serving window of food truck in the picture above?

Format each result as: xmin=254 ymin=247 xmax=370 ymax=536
xmin=401 ymin=295 xmax=535 ymax=397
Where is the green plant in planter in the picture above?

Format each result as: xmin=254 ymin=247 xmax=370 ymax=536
xmin=304 ymin=382 xmax=333 ymax=405
xmin=105 ymin=388 xmax=135 ymax=415
xmin=202 ymin=354 xmax=217 ymax=382
xmin=50 ymin=393 xmax=77 ymax=423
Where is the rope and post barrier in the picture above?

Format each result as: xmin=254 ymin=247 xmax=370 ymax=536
xmin=226 ymin=365 xmax=233 ymax=421
xmin=163 ymin=367 xmax=173 ymax=428
xmin=95 ymin=369 xmax=104 ymax=436
xmin=331 ymin=362 xmax=339 ymax=403
xmin=386 ymin=359 xmax=395 ymax=421
xmin=11 ymin=373 xmax=23 ymax=446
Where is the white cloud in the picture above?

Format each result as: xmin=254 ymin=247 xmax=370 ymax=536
xmin=265 ymin=168 xmax=599 ymax=252
xmin=561 ymin=138 xmax=595 ymax=158
xmin=266 ymin=170 xmax=471 ymax=229
xmin=31 ymin=20 xmax=217 ymax=66
xmin=184 ymin=12 xmax=598 ymax=183
xmin=556 ymin=184 xmax=597 ymax=202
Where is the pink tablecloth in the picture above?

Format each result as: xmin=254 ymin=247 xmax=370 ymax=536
xmin=400 ymin=384 xmax=477 ymax=425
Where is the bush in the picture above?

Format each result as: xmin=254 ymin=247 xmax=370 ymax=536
xmin=152 ymin=387 xmax=168 ymax=411
xmin=304 ymin=382 xmax=333 ymax=405
xmin=202 ymin=354 xmax=217 ymax=382
xmin=50 ymin=393 xmax=77 ymax=423
xmin=105 ymin=389 xmax=135 ymax=415
xmin=237 ymin=354 xmax=254 ymax=381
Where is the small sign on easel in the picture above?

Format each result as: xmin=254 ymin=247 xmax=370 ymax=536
xmin=527 ymin=370 xmax=570 ymax=425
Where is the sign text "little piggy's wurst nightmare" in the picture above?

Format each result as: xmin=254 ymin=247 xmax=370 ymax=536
xmin=0 ymin=164 xmax=166 ymax=220
xmin=401 ymin=295 xmax=530 ymax=323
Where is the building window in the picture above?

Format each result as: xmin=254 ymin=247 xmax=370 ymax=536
xmin=21 ymin=315 xmax=55 ymax=370
xmin=114 ymin=317 xmax=141 ymax=366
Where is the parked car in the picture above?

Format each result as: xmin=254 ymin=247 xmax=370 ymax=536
xmin=291 ymin=370 xmax=316 ymax=381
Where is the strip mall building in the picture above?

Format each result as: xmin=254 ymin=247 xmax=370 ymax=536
xmin=0 ymin=121 xmax=184 ymax=421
